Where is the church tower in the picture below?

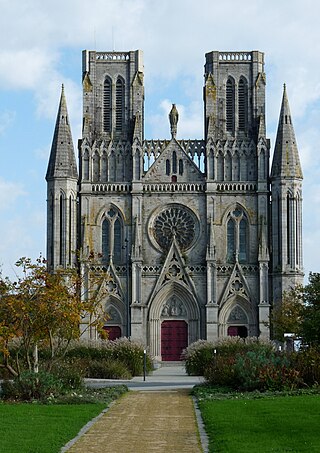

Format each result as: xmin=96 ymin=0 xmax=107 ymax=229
xmin=46 ymin=85 xmax=78 ymax=270
xmin=270 ymin=85 xmax=303 ymax=302
xmin=203 ymin=51 xmax=271 ymax=339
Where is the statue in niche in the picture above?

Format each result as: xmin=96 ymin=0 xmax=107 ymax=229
xmin=161 ymin=297 xmax=186 ymax=317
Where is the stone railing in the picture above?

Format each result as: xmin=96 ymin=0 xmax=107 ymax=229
xmin=219 ymin=52 xmax=252 ymax=62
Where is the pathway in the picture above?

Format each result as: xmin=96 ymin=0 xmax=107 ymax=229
xmin=63 ymin=365 xmax=206 ymax=452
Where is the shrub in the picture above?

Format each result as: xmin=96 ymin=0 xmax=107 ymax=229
xmin=204 ymin=355 xmax=238 ymax=389
xmin=293 ymin=347 xmax=320 ymax=386
xmin=50 ymin=360 xmax=85 ymax=391
xmin=109 ymin=338 xmax=153 ymax=376
xmin=1 ymin=371 xmax=63 ymax=401
xmin=183 ymin=337 xmax=276 ymax=377
xmin=182 ymin=340 xmax=215 ymax=375
xmin=86 ymin=359 xmax=132 ymax=379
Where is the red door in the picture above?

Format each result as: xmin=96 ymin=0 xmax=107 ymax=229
xmin=161 ymin=320 xmax=188 ymax=361
xmin=227 ymin=326 xmax=248 ymax=338
xmin=104 ymin=326 xmax=121 ymax=341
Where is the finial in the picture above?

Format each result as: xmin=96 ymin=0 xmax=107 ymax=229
xmin=169 ymin=104 xmax=179 ymax=139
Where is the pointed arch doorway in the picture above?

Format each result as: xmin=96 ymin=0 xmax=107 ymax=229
xmin=161 ymin=320 xmax=188 ymax=361
xmin=148 ymin=283 xmax=200 ymax=361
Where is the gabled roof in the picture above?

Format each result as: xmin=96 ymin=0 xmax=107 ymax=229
xmin=271 ymin=85 xmax=302 ymax=180
xmin=46 ymin=85 xmax=78 ymax=181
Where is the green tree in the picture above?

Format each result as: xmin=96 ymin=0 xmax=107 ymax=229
xmin=271 ymin=286 xmax=304 ymax=342
xmin=300 ymin=273 xmax=320 ymax=347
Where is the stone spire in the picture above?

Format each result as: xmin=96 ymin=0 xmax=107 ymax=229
xmin=46 ymin=85 xmax=78 ymax=181
xmin=271 ymin=84 xmax=302 ymax=180
xmin=169 ymin=104 xmax=179 ymax=139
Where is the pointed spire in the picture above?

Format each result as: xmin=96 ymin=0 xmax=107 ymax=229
xmin=46 ymin=85 xmax=78 ymax=180
xmin=271 ymin=84 xmax=303 ymax=179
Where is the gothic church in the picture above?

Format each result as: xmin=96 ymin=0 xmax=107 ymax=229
xmin=46 ymin=50 xmax=303 ymax=361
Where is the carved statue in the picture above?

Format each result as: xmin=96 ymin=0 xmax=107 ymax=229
xmin=169 ymin=104 xmax=179 ymax=138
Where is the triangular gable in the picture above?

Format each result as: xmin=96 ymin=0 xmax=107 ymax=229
xmin=143 ymin=139 xmax=204 ymax=183
xmin=96 ymin=262 xmax=124 ymax=303
xmin=148 ymin=237 xmax=197 ymax=305
xmin=220 ymin=262 xmax=252 ymax=305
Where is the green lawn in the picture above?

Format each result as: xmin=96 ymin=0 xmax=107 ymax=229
xmin=199 ymin=395 xmax=320 ymax=452
xmin=0 ymin=403 xmax=106 ymax=453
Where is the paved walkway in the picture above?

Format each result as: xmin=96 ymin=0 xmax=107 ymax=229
xmin=63 ymin=365 xmax=206 ymax=452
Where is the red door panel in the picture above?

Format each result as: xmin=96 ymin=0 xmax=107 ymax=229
xmin=161 ymin=320 xmax=188 ymax=361
xmin=104 ymin=326 xmax=121 ymax=341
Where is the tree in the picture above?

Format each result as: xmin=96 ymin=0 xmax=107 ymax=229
xmin=271 ymin=273 xmax=320 ymax=347
xmin=271 ymin=286 xmax=304 ymax=342
xmin=300 ymin=273 xmax=320 ymax=347
xmin=0 ymin=257 xmax=108 ymax=376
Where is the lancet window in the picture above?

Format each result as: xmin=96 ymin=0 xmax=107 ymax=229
xmin=102 ymin=208 xmax=123 ymax=264
xmin=226 ymin=208 xmax=248 ymax=263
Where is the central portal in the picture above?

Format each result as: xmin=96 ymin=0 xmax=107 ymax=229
xmin=161 ymin=320 xmax=188 ymax=361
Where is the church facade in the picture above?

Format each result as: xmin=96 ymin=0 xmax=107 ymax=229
xmin=46 ymin=50 xmax=303 ymax=361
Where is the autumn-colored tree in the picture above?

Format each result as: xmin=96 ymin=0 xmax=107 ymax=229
xmin=0 ymin=257 xmax=108 ymax=377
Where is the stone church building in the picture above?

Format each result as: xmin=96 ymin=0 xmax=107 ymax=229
xmin=46 ymin=49 xmax=303 ymax=361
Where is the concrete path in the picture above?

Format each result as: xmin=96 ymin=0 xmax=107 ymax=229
xmin=64 ymin=365 xmax=206 ymax=452
xmin=86 ymin=364 xmax=204 ymax=391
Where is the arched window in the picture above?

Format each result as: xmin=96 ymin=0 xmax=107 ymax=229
xmin=179 ymin=159 xmax=184 ymax=175
xmin=59 ymin=194 xmax=66 ymax=266
xmin=116 ymin=77 xmax=125 ymax=132
xmin=238 ymin=77 xmax=248 ymax=132
xmin=166 ymin=159 xmax=170 ymax=176
xmin=227 ymin=218 xmax=235 ymax=262
xmin=226 ymin=208 xmax=248 ymax=263
xmin=103 ymin=77 xmax=112 ymax=132
xmin=83 ymin=149 xmax=89 ymax=180
xmin=93 ymin=152 xmax=100 ymax=182
xmin=114 ymin=218 xmax=122 ymax=263
xmin=239 ymin=218 xmax=247 ymax=262
xmin=102 ymin=209 xmax=123 ymax=264
xmin=172 ymin=151 xmax=177 ymax=173
xmin=102 ymin=219 xmax=110 ymax=260
xmin=226 ymin=77 xmax=235 ymax=133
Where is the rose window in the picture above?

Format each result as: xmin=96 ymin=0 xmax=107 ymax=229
xmin=153 ymin=206 xmax=197 ymax=251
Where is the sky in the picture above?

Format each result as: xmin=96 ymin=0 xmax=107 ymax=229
xmin=0 ymin=0 xmax=320 ymax=280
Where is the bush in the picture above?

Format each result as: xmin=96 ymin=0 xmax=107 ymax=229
xmin=204 ymin=355 xmax=238 ymax=389
xmin=183 ymin=337 xmax=276 ymax=376
xmin=50 ymin=360 xmax=85 ymax=391
xmin=110 ymin=338 xmax=153 ymax=376
xmin=64 ymin=339 xmax=153 ymax=376
xmin=86 ymin=359 xmax=132 ymax=379
xmin=1 ymin=371 xmax=63 ymax=401
xmin=293 ymin=347 xmax=320 ymax=386
xmin=234 ymin=351 xmax=301 ymax=391
xmin=182 ymin=340 xmax=215 ymax=375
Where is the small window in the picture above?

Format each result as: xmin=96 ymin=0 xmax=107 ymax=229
xmin=179 ymin=159 xmax=183 ymax=175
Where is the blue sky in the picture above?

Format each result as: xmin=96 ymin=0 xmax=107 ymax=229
xmin=1 ymin=0 xmax=320 ymax=280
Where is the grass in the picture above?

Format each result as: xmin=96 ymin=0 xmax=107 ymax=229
xmin=198 ymin=394 xmax=320 ymax=452
xmin=0 ymin=403 xmax=106 ymax=453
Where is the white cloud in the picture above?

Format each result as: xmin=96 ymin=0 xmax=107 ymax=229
xmin=0 ymin=110 xmax=15 ymax=135
xmin=0 ymin=179 xmax=26 ymax=210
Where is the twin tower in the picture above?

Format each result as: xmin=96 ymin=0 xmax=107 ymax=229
xmin=46 ymin=50 xmax=303 ymax=361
